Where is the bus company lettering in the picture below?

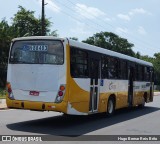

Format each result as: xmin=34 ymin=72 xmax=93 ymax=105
xmin=109 ymin=82 xmax=116 ymax=90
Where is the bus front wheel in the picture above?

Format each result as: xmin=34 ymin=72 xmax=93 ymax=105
xmin=138 ymin=96 xmax=145 ymax=108
xmin=107 ymin=97 xmax=115 ymax=116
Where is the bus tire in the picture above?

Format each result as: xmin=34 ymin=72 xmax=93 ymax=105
xmin=106 ymin=97 xmax=115 ymax=116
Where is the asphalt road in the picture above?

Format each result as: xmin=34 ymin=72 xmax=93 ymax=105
xmin=0 ymin=96 xmax=160 ymax=143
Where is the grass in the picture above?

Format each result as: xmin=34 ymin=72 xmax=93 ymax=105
xmin=0 ymin=88 xmax=6 ymax=99
xmin=154 ymin=90 xmax=160 ymax=92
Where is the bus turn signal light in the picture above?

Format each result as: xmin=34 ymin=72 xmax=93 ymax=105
xmin=6 ymin=82 xmax=15 ymax=100
xmin=55 ymin=85 xmax=66 ymax=103
xmin=60 ymin=85 xmax=65 ymax=91
xmin=6 ymin=82 xmax=12 ymax=93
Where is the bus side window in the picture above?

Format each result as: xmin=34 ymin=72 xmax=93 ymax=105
xmin=71 ymin=64 xmax=80 ymax=77
xmin=120 ymin=60 xmax=128 ymax=80
xmin=135 ymin=64 xmax=141 ymax=81
xmin=142 ymin=66 xmax=145 ymax=81
xmin=139 ymin=65 xmax=143 ymax=81
xmin=70 ymin=47 xmax=89 ymax=78
xmin=101 ymin=55 xmax=108 ymax=79
xmin=108 ymin=57 xmax=118 ymax=79
xmin=144 ymin=67 xmax=150 ymax=81
xmin=135 ymin=64 xmax=145 ymax=81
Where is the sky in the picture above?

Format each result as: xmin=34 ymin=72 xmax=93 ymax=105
xmin=0 ymin=0 xmax=160 ymax=56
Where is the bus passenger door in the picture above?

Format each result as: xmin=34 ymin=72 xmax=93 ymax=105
xmin=89 ymin=58 xmax=100 ymax=113
xmin=128 ymin=67 xmax=134 ymax=107
xmin=149 ymin=68 xmax=154 ymax=102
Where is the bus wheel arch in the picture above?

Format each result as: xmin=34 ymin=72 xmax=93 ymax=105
xmin=106 ymin=94 xmax=116 ymax=116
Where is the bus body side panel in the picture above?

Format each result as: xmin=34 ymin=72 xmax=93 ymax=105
xmin=67 ymin=77 xmax=90 ymax=115
xmin=98 ymin=79 xmax=128 ymax=113
xmin=66 ymin=79 xmax=129 ymax=114
xmin=132 ymin=81 xmax=151 ymax=106
xmin=66 ymin=44 xmax=90 ymax=115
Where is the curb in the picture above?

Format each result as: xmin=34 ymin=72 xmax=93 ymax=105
xmin=0 ymin=99 xmax=8 ymax=110
xmin=0 ymin=99 xmax=6 ymax=103
xmin=0 ymin=108 xmax=8 ymax=110
xmin=154 ymin=92 xmax=160 ymax=96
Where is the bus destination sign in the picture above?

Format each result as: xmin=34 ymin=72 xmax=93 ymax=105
xmin=22 ymin=45 xmax=48 ymax=52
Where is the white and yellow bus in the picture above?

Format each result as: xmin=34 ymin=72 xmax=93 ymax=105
xmin=6 ymin=36 xmax=154 ymax=115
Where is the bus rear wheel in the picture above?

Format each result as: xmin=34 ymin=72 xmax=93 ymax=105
xmin=107 ymin=97 xmax=115 ymax=116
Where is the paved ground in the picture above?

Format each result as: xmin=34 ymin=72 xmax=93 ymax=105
xmin=0 ymin=94 xmax=160 ymax=143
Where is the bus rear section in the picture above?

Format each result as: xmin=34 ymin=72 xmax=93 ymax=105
xmin=6 ymin=38 xmax=68 ymax=113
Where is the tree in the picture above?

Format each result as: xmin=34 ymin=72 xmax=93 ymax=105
xmin=135 ymin=52 xmax=141 ymax=59
xmin=140 ymin=54 xmax=160 ymax=85
xmin=48 ymin=30 xmax=58 ymax=37
xmin=69 ymin=37 xmax=78 ymax=41
xmin=82 ymin=32 xmax=135 ymax=57
xmin=153 ymin=53 xmax=160 ymax=85
xmin=12 ymin=6 xmax=52 ymax=37
xmin=0 ymin=19 xmax=12 ymax=87
xmin=0 ymin=19 xmax=13 ymax=62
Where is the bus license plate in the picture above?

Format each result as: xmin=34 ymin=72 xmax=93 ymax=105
xmin=29 ymin=91 xmax=39 ymax=96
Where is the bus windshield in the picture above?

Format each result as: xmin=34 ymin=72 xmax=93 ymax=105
xmin=10 ymin=40 xmax=64 ymax=64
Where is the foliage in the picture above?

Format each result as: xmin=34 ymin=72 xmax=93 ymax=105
xmin=153 ymin=53 xmax=160 ymax=84
xmin=0 ymin=19 xmax=12 ymax=87
xmin=82 ymin=32 xmax=135 ymax=57
xmin=69 ymin=37 xmax=78 ymax=41
xmin=48 ymin=30 xmax=58 ymax=37
xmin=140 ymin=53 xmax=160 ymax=84
xmin=0 ymin=88 xmax=6 ymax=98
xmin=0 ymin=19 xmax=13 ymax=60
xmin=12 ymin=6 xmax=51 ymax=37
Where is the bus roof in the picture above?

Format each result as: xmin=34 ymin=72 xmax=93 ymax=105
xmin=69 ymin=39 xmax=153 ymax=67
xmin=12 ymin=36 xmax=153 ymax=67
xmin=12 ymin=36 xmax=64 ymax=41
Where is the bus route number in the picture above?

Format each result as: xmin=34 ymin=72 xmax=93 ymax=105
xmin=23 ymin=45 xmax=48 ymax=52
